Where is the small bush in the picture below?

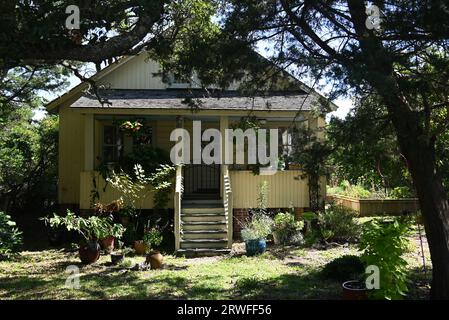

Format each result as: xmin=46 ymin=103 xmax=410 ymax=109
xmin=321 ymin=255 xmax=365 ymax=282
xmin=272 ymin=212 xmax=304 ymax=245
xmin=318 ymin=204 xmax=360 ymax=243
xmin=240 ymin=213 xmax=273 ymax=241
xmin=360 ymin=218 xmax=411 ymax=300
xmin=0 ymin=212 xmax=23 ymax=259
xmin=328 ymin=181 xmax=371 ymax=198
xmin=389 ymin=186 xmax=414 ymax=199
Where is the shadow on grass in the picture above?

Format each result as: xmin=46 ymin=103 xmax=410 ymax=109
xmin=232 ymin=272 xmax=342 ymax=300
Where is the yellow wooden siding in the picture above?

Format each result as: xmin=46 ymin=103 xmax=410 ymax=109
xmin=98 ymin=54 xmax=167 ymax=90
xmin=79 ymin=171 xmax=175 ymax=210
xmin=230 ymin=170 xmax=309 ymax=208
xmin=58 ymin=107 xmax=84 ymax=204
xmin=155 ymin=120 xmax=177 ymax=152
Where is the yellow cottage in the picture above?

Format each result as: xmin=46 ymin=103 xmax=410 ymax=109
xmin=46 ymin=52 xmax=330 ymax=255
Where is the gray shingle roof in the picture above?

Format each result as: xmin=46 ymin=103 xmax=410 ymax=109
xmin=70 ymin=89 xmax=319 ymax=111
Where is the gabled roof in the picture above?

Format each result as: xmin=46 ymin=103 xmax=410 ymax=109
xmin=70 ymin=89 xmax=319 ymax=111
xmin=46 ymin=51 xmax=337 ymax=113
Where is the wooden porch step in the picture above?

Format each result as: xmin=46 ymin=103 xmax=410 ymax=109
xmin=182 ymin=221 xmax=227 ymax=230
xmin=182 ymin=202 xmax=223 ymax=208
xmin=176 ymin=248 xmax=231 ymax=257
xmin=180 ymin=239 xmax=228 ymax=249
xmin=182 ymin=230 xmax=228 ymax=239
xmin=182 ymin=207 xmax=224 ymax=214
xmin=181 ymin=213 xmax=226 ymax=222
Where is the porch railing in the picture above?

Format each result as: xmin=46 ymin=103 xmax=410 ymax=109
xmin=174 ymin=165 xmax=183 ymax=251
xmin=222 ymin=165 xmax=233 ymax=248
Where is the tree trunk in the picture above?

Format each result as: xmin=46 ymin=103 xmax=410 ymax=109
xmin=396 ymin=132 xmax=449 ymax=299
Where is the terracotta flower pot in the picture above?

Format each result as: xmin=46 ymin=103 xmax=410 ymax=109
xmin=342 ymin=280 xmax=368 ymax=300
xmin=134 ymin=240 xmax=148 ymax=255
xmin=100 ymin=236 xmax=115 ymax=253
xmin=79 ymin=241 xmax=100 ymax=264
xmin=146 ymin=250 xmax=163 ymax=269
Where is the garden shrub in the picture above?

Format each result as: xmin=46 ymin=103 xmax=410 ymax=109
xmin=0 ymin=212 xmax=23 ymax=259
xmin=240 ymin=213 xmax=273 ymax=241
xmin=359 ymin=218 xmax=411 ymax=300
xmin=328 ymin=181 xmax=371 ymax=198
xmin=318 ymin=204 xmax=360 ymax=243
xmin=321 ymin=255 xmax=365 ymax=282
xmin=272 ymin=212 xmax=304 ymax=245
xmin=389 ymin=186 xmax=414 ymax=199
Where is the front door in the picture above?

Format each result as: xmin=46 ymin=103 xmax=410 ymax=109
xmin=183 ymin=164 xmax=221 ymax=197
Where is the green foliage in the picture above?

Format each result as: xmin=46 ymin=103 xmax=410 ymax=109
xmin=329 ymin=181 xmax=415 ymax=199
xmin=321 ymin=255 xmax=365 ymax=282
xmin=240 ymin=213 xmax=274 ymax=241
xmin=108 ymin=163 xmax=176 ymax=211
xmin=359 ymin=219 xmax=412 ymax=300
xmin=318 ymin=204 xmax=360 ymax=243
xmin=0 ymin=107 xmax=59 ymax=213
xmin=328 ymin=181 xmax=372 ymax=199
xmin=147 ymin=164 xmax=176 ymax=209
xmin=272 ymin=211 xmax=304 ymax=245
xmin=143 ymin=226 xmax=163 ymax=249
xmin=119 ymin=146 xmax=170 ymax=178
xmin=97 ymin=221 xmax=125 ymax=240
xmin=328 ymin=96 xmax=412 ymax=191
xmin=389 ymin=187 xmax=415 ymax=199
xmin=0 ymin=212 xmax=23 ymax=258
xmin=290 ymin=125 xmax=331 ymax=211
xmin=256 ymin=181 xmax=269 ymax=215
xmin=42 ymin=210 xmax=124 ymax=243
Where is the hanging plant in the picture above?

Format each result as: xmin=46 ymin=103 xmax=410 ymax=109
xmin=119 ymin=120 xmax=143 ymax=135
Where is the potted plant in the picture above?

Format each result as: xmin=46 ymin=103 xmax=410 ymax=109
xmin=272 ymin=211 xmax=304 ymax=245
xmin=143 ymin=225 xmax=164 ymax=269
xmin=98 ymin=222 xmax=125 ymax=253
xmin=134 ymin=239 xmax=147 ymax=255
xmin=240 ymin=213 xmax=273 ymax=256
xmin=42 ymin=210 xmax=123 ymax=264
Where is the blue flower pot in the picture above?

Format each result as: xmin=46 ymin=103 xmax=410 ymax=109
xmin=245 ymin=239 xmax=267 ymax=256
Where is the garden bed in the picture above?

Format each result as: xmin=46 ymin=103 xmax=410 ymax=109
xmin=328 ymin=195 xmax=420 ymax=217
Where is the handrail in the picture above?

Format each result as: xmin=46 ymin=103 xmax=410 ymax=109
xmin=222 ymin=165 xmax=233 ymax=248
xmin=174 ymin=165 xmax=183 ymax=251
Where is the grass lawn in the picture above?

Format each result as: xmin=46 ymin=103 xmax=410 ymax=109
xmin=0 ymin=226 xmax=432 ymax=300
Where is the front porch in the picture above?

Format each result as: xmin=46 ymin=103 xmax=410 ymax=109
xmin=76 ymin=112 xmax=313 ymax=255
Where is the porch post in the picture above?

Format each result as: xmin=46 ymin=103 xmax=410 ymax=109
xmin=84 ymin=114 xmax=94 ymax=171
xmin=219 ymin=116 xmax=229 ymax=189
xmin=174 ymin=115 xmax=184 ymax=252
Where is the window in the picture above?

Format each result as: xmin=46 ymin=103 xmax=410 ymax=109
xmin=102 ymin=125 xmax=123 ymax=163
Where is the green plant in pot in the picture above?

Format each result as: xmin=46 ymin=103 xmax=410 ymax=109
xmin=98 ymin=221 xmax=125 ymax=253
xmin=143 ymin=225 xmax=164 ymax=269
xmin=42 ymin=210 xmax=123 ymax=264
xmin=241 ymin=213 xmax=273 ymax=256
xmin=272 ymin=211 xmax=304 ymax=245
